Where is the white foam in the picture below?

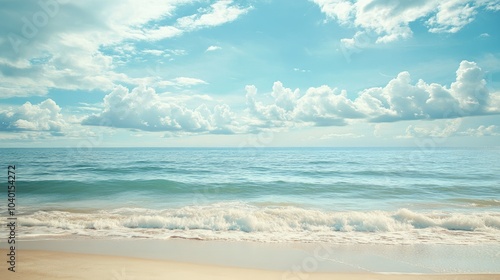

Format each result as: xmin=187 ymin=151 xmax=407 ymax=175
xmin=16 ymin=202 xmax=500 ymax=244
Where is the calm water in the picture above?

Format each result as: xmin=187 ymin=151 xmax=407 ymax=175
xmin=1 ymin=147 xmax=499 ymax=244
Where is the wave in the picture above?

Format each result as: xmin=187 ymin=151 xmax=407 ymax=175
xmin=20 ymin=180 xmax=384 ymax=199
xmin=17 ymin=202 xmax=500 ymax=244
xmin=448 ymin=198 xmax=500 ymax=208
xmin=20 ymin=179 xmax=189 ymax=196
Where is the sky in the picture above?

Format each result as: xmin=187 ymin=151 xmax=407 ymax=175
xmin=0 ymin=0 xmax=500 ymax=148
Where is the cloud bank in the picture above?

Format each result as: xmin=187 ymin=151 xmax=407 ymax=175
xmin=82 ymin=85 xmax=240 ymax=134
xmin=79 ymin=60 xmax=498 ymax=133
xmin=2 ymin=60 xmax=497 ymax=136
xmin=246 ymin=60 xmax=498 ymax=128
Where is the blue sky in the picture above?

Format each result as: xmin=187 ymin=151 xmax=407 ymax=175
xmin=1 ymin=0 xmax=500 ymax=147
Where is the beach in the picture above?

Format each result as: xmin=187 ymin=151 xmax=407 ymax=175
xmin=2 ymin=239 xmax=500 ymax=279
xmin=2 ymin=250 xmax=496 ymax=280
xmin=2 ymin=0 xmax=500 ymax=277
xmin=1 ymin=247 xmax=499 ymax=280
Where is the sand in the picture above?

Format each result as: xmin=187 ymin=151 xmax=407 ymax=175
xmin=1 ymin=250 xmax=499 ymax=280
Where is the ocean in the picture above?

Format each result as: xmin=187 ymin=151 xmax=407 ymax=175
xmin=2 ymin=147 xmax=500 ymax=244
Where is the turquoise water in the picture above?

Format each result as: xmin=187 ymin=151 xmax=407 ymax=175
xmin=1 ymin=147 xmax=500 ymax=243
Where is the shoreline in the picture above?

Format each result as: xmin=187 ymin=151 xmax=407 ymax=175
xmin=1 ymin=238 xmax=499 ymax=275
xmin=1 ymin=250 xmax=499 ymax=280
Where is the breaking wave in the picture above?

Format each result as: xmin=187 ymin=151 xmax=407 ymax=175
xmin=17 ymin=202 xmax=500 ymax=244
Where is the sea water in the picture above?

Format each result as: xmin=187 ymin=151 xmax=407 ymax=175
xmin=1 ymin=147 xmax=499 ymax=244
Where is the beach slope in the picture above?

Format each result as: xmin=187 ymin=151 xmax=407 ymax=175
xmin=1 ymin=250 xmax=498 ymax=280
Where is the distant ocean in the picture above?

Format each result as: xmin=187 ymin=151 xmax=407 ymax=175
xmin=2 ymin=147 xmax=500 ymax=244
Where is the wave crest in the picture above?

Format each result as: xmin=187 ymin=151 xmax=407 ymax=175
xmin=18 ymin=202 xmax=500 ymax=244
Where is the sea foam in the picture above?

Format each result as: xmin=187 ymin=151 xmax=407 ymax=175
xmin=17 ymin=202 xmax=500 ymax=244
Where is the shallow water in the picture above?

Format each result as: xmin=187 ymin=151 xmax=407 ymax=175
xmin=1 ymin=147 xmax=499 ymax=244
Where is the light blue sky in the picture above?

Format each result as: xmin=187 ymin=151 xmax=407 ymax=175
xmin=1 ymin=0 xmax=499 ymax=147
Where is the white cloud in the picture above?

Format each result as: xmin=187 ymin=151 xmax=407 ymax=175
xmin=176 ymin=0 xmax=252 ymax=31
xmin=172 ymin=77 xmax=208 ymax=86
xmin=154 ymin=76 xmax=208 ymax=88
xmin=0 ymin=99 xmax=67 ymax=135
xmin=133 ymin=26 xmax=183 ymax=41
xmin=245 ymin=83 xmax=297 ymax=128
xmin=312 ymin=0 xmax=499 ymax=44
xmin=460 ymin=125 xmax=500 ymax=136
xmin=206 ymin=45 xmax=222 ymax=52
xmin=246 ymin=61 xmax=500 ymax=129
xmin=313 ymin=0 xmax=354 ymax=24
xmin=293 ymin=68 xmax=311 ymax=73
xmin=246 ymin=81 xmax=363 ymax=128
xmin=355 ymin=60 xmax=496 ymax=122
xmin=0 ymin=0 xmax=251 ymax=98
xmin=401 ymin=122 xmax=500 ymax=139
xmin=400 ymin=119 xmax=463 ymax=139
xmin=79 ymin=61 xmax=499 ymax=135
xmin=340 ymin=30 xmax=371 ymax=51
xmin=295 ymin=85 xmax=363 ymax=125
xmin=142 ymin=49 xmax=165 ymax=56
xmin=82 ymin=85 xmax=239 ymax=134
xmin=166 ymin=49 xmax=188 ymax=56
xmin=427 ymin=0 xmax=477 ymax=33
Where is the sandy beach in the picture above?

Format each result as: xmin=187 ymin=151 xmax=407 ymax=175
xmin=1 ymin=250 xmax=499 ymax=280
xmin=2 ymin=239 xmax=500 ymax=280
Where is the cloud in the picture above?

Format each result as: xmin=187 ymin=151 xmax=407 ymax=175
xmin=245 ymin=81 xmax=363 ymax=128
xmin=246 ymin=61 xmax=500 ymax=129
xmin=206 ymin=45 xmax=222 ymax=52
xmin=426 ymin=0 xmax=478 ymax=33
xmin=142 ymin=49 xmax=165 ymax=56
xmin=460 ymin=125 xmax=500 ymax=136
xmin=4 ymin=61 xmax=496 ymax=138
xmin=312 ymin=0 xmax=500 ymax=43
xmin=400 ymin=119 xmax=463 ymax=139
xmin=401 ymin=122 xmax=499 ymax=139
xmin=155 ymin=77 xmax=208 ymax=88
xmin=0 ymin=0 xmax=251 ymax=98
xmin=320 ymin=132 xmax=364 ymax=140
xmin=172 ymin=77 xmax=208 ymax=86
xmin=355 ymin=60 xmax=496 ymax=122
xmin=176 ymin=0 xmax=252 ymax=31
xmin=293 ymin=68 xmax=311 ymax=73
xmin=82 ymin=85 xmax=239 ymax=134
xmin=0 ymin=99 xmax=66 ymax=135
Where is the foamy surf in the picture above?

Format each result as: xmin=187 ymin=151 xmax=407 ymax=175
xmin=17 ymin=202 xmax=500 ymax=244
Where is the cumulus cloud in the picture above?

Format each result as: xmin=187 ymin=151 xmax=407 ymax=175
xmin=246 ymin=81 xmax=363 ymax=128
xmin=312 ymin=0 xmax=499 ymax=43
xmin=355 ymin=60 xmax=496 ymax=122
xmin=4 ymin=61 xmax=496 ymax=137
xmin=82 ymin=85 xmax=239 ymax=134
xmin=246 ymin=61 xmax=500 ymax=129
xmin=0 ymin=99 xmax=66 ymax=135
